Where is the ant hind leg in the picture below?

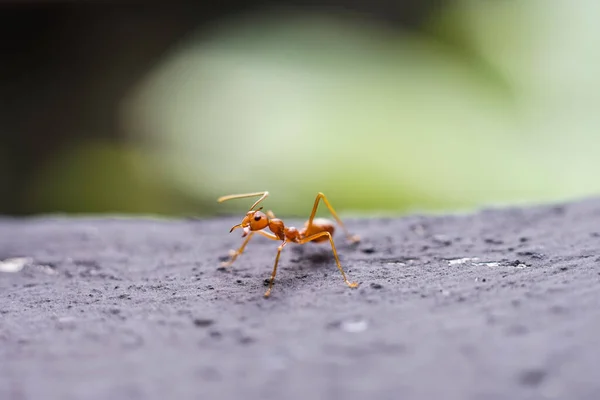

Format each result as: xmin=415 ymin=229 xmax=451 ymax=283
xmin=298 ymin=231 xmax=358 ymax=289
xmin=306 ymin=192 xmax=360 ymax=244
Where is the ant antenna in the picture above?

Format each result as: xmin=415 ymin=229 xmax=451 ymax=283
xmin=217 ymin=191 xmax=269 ymax=211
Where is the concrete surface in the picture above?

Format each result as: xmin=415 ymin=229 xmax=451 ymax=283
xmin=2 ymin=198 xmax=600 ymax=400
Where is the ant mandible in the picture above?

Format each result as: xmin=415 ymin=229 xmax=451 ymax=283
xmin=217 ymin=191 xmax=360 ymax=297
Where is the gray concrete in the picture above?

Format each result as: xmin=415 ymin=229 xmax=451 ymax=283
xmin=2 ymin=198 xmax=600 ymax=400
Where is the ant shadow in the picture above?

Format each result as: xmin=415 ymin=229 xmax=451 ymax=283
xmin=290 ymin=246 xmax=333 ymax=266
xmin=289 ymin=240 xmax=358 ymax=267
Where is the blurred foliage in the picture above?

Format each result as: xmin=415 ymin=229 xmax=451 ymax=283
xmin=3 ymin=1 xmax=600 ymax=217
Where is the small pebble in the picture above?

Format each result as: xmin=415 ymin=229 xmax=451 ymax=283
xmin=340 ymin=318 xmax=369 ymax=333
xmin=193 ymin=318 xmax=214 ymax=328
xmin=0 ymin=257 xmax=31 ymax=273
xmin=361 ymin=246 xmax=376 ymax=254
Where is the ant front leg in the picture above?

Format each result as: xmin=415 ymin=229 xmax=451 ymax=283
xmin=264 ymin=241 xmax=288 ymax=298
xmin=307 ymin=192 xmax=360 ymax=243
xmin=221 ymin=232 xmax=255 ymax=267
xmin=299 ymin=231 xmax=358 ymax=289
xmin=221 ymin=230 xmax=280 ymax=268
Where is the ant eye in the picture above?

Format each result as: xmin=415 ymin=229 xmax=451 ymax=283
xmin=254 ymin=215 xmax=262 ymax=221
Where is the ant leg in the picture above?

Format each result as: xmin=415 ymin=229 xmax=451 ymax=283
xmin=307 ymin=192 xmax=360 ymax=243
xmin=266 ymin=210 xmax=276 ymax=219
xmin=264 ymin=241 xmax=288 ymax=298
xmin=298 ymin=232 xmax=359 ymax=289
xmin=221 ymin=230 xmax=280 ymax=268
xmin=257 ymin=230 xmax=281 ymax=241
xmin=221 ymin=232 xmax=254 ymax=267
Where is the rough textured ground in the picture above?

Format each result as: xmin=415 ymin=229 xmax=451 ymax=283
xmin=1 ymin=198 xmax=600 ymax=400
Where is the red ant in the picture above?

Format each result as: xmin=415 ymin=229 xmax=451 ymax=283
xmin=217 ymin=191 xmax=360 ymax=297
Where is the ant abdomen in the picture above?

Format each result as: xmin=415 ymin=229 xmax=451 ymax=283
xmin=302 ymin=218 xmax=335 ymax=242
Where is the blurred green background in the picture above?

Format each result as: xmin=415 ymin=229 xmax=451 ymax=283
xmin=2 ymin=1 xmax=599 ymax=218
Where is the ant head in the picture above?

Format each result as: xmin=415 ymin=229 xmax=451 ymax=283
xmin=229 ymin=207 xmax=269 ymax=236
